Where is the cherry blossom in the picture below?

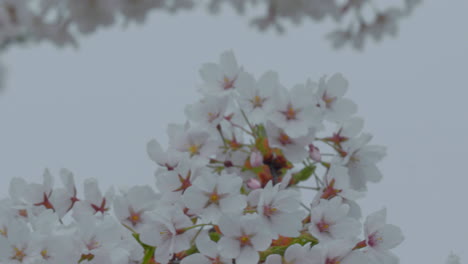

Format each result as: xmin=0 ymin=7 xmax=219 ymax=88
xmin=180 ymin=231 xmax=232 ymax=264
xmin=308 ymin=197 xmax=361 ymax=242
xmin=199 ymin=50 xmax=245 ymax=96
xmin=0 ymin=219 xmax=35 ymax=264
xmin=265 ymin=243 xmax=313 ymax=264
xmin=315 ymin=73 xmax=357 ymax=123
xmin=139 ymin=207 xmax=196 ymax=264
xmin=337 ymin=133 xmax=386 ymax=191
xmin=185 ymin=95 xmax=229 ymax=128
xmin=113 ymin=185 xmax=158 ymax=231
xmin=217 ymin=214 xmax=271 ymax=264
xmin=72 ymin=178 xmax=115 ymax=219
xmin=267 ymin=121 xmax=315 ymax=163
xmin=268 ymin=81 xmax=322 ymax=138
xmin=235 ymin=71 xmax=280 ymax=125
xmin=308 ymin=144 xmax=322 ymax=162
xmin=256 ymin=181 xmax=304 ymax=238
xmin=308 ymin=239 xmax=367 ymax=264
xmin=168 ymin=123 xmax=219 ymax=159
xmin=361 ymin=208 xmax=404 ymax=264
xmin=183 ymin=172 xmax=246 ymax=222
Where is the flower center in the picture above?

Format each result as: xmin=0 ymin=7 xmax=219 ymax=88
xmin=322 ymin=92 xmax=337 ymax=108
xmin=91 ymin=198 xmax=109 ymax=214
xmin=208 ymin=256 xmax=224 ymax=264
xmin=320 ymin=179 xmax=342 ymax=199
xmin=33 ymin=193 xmax=55 ymax=210
xmin=316 ymin=220 xmax=330 ymax=233
xmin=208 ymin=112 xmax=219 ymax=123
xmin=223 ymin=76 xmax=235 ymax=90
xmin=281 ymin=104 xmax=300 ymax=120
xmin=18 ymin=209 xmax=28 ymax=218
xmin=329 ymin=131 xmax=348 ymax=144
xmin=174 ymin=171 xmax=192 ymax=193
xmin=263 ymin=205 xmax=278 ymax=217
xmin=238 ymin=234 xmax=252 ymax=247
xmin=325 ymin=258 xmax=341 ymax=264
xmin=41 ymin=249 xmax=50 ymax=259
xmin=128 ymin=209 xmax=142 ymax=226
xmin=86 ymin=238 xmax=100 ymax=251
xmin=368 ymin=232 xmax=383 ymax=247
xmin=278 ymin=132 xmax=292 ymax=146
xmin=12 ymin=247 xmax=26 ymax=262
xmin=251 ymin=95 xmax=265 ymax=108
xmin=210 ymin=193 xmax=219 ymax=203
xmin=188 ymin=144 xmax=200 ymax=155
xmin=0 ymin=227 xmax=7 ymax=237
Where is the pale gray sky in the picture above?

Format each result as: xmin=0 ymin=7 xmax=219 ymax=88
xmin=1 ymin=0 xmax=467 ymax=263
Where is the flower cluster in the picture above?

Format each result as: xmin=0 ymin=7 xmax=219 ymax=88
xmin=0 ymin=51 xmax=403 ymax=264
xmin=0 ymin=0 xmax=420 ymax=51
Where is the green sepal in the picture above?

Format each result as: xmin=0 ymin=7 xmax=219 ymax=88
xmin=132 ymin=233 xmax=154 ymax=251
xmin=142 ymin=247 xmax=155 ymax=264
xmin=259 ymin=245 xmax=288 ymax=261
xmin=292 ymin=232 xmax=319 ymax=246
xmin=184 ymin=244 xmax=199 ymax=256
xmin=209 ymin=231 xmax=221 ymax=242
xmin=254 ymin=124 xmax=267 ymax=138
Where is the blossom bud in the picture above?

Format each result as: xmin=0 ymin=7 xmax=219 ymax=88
xmin=247 ymin=178 xmax=262 ymax=190
xmin=308 ymin=144 xmax=321 ymax=162
xmin=249 ymin=150 xmax=264 ymax=167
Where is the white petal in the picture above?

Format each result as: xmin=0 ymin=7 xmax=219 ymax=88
xmin=236 ymin=247 xmax=259 ymax=264
xmin=180 ymin=254 xmax=211 ymax=264
xmin=218 ymin=214 xmax=241 ymax=236
xmin=183 ymin=187 xmax=208 ymax=210
xmin=218 ymin=237 xmax=240 ymax=258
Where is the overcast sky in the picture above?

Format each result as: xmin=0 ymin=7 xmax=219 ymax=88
xmin=1 ymin=0 xmax=467 ymax=263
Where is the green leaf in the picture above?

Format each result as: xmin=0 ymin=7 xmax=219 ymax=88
xmin=292 ymin=165 xmax=316 ymax=183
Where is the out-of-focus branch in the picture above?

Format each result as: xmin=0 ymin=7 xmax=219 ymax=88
xmin=0 ymin=0 xmax=421 ymax=52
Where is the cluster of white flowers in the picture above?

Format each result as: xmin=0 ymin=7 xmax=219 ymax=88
xmin=0 ymin=0 xmax=420 ymax=51
xmin=0 ymin=51 xmax=403 ymax=264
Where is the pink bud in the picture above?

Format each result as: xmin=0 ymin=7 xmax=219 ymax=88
xmin=249 ymin=150 xmax=263 ymax=167
xmin=308 ymin=144 xmax=321 ymax=162
xmin=247 ymin=178 xmax=262 ymax=190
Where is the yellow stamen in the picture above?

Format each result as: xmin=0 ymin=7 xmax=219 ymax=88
xmin=223 ymin=77 xmax=235 ymax=90
xmin=210 ymin=193 xmax=219 ymax=202
xmin=282 ymin=104 xmax=298 ymax=120
xmin=188 ymin=144 xmax=200 ymax=155
xmin=41 ymin=249 xmax=49 ymax=259
xmin=252 ymin=95 xmax=263 ymax=108
xmin=131 ymin=214 xmax=140 ymax=222
xmin=239 ymin=235 xmax=251 ymax=246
